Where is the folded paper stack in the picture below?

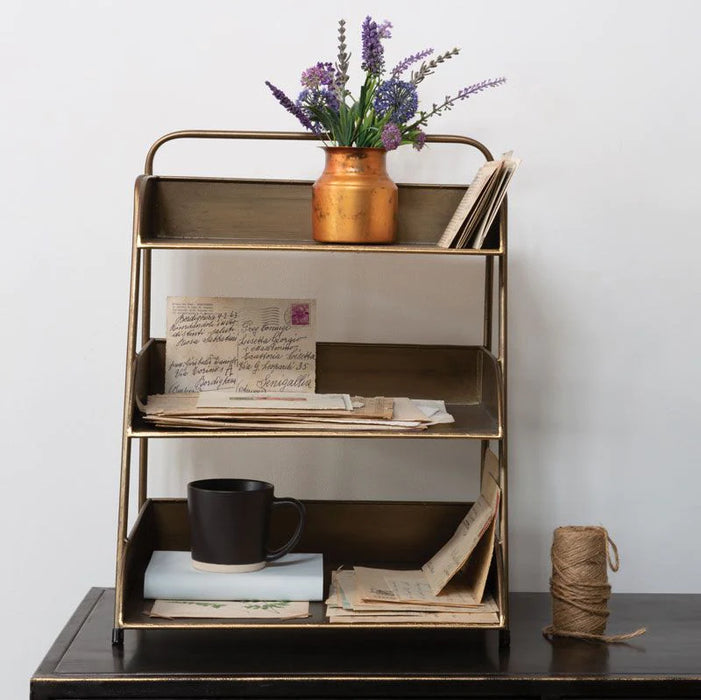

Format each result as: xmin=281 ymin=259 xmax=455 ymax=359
xmin=326 ymin=450 xmax=502 ymax=623
xmin=326 ymin=568 xmax=499 ymax=624
xmin=138 ymin=392 xmax=454 ymax=432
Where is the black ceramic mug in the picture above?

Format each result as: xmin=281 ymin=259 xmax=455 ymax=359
xmin=187 ymin=479 xmax=305 ymax=573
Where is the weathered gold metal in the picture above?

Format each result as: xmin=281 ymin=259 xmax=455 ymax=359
xmin=113 ymin=130 xmax=509 ymax=643
xmin=312 ymin=147 xmax=397 ymax=244
xmin=129 ymin=339 xmax=502 ymax=439
xmin=120 ymin=499 xmax=505 ymax=630
xmin=135 ymin=176 xmax=500 ymax=253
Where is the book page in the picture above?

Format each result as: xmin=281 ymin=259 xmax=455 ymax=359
xmin=457 ymin=510 xmax=497 ymax=603
xmin=421 ymin=449 xmax=501 ymax=595
xmin=454 ymin=163 xmax=505 ymax=248
xmin=472 ymin=155 xmax=521 ymax=249
xmin=165 ymin=297 xmax=316 ymax=393
xmin=436 ymin=160 xmax=500 ymax=248
xmin=354 ymin=567 xmax=486 ymax=607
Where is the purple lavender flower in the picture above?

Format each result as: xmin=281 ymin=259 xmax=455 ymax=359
xmin=298 ymin=87 xmax=340 ymax=118
xmin=410 ymin=48 xmax=460 ymax=85
xmin=373 ymin=79 xmax=418 ymax=124
xmin=361 ymin=16 xmax=391 ymax=76
xmin=334 ymin=18 xmax=350 ymax=100
xmin=380 ymin=123 xmax=402 ymax=151
xmin=324 ymin=89 xmax=340 ymax=113
xmin=265 ymin=80 xmax=315 ymax=131
xmin=414 ymin=75 xmax=507 ymax=126
xmin=266 ymin=17 xmax=506 ymax=149
xmin=391 ymin=48 xmax=434 ymax=78
xmin=301 ymin=62 xmax=336 ymax=89
xmin=413 ymin=129 xmax=427 ymax=151
xmin=296 ymin=87 xmax=340 ymax=135
xmin=454 ymin=76 xmax=507 ymax=100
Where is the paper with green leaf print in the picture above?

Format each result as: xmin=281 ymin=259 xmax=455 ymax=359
xmin=149 ymin=599 xmax=310 ymax=619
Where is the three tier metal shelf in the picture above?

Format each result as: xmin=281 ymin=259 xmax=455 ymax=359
xmin=112 ymin=130 xmax=509 ymax=646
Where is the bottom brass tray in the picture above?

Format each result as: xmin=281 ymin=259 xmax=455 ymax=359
xmin=118 ymin=499 xmax=505 ymax=630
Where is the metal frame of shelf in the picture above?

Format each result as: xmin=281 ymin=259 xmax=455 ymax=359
xmin=112 ymin=130 xmax=509 ymax=646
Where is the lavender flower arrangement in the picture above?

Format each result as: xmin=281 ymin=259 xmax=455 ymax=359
xmin=265 ymin=17 xmax=505 ymax=151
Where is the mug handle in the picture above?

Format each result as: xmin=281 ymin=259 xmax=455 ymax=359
xmin=266 ymin=498 xmax=306 ymax=562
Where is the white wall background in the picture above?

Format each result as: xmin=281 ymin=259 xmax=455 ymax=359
xmin=2 ymin=0 xmax=700 ymax=694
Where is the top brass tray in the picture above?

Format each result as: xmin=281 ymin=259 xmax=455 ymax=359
xmin=134 ymin=176 xmax=503 ymax=254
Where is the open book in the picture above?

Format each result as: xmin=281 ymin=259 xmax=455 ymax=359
xmin=436 ymin=152 xmax=521 ymax=250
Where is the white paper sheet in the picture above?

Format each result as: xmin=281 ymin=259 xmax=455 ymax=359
xmin=197 ymin=392 xmax=351 ymax=411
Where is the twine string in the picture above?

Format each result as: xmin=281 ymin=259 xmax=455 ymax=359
xmin=542 ymin=526 xmax=646 ymax=643
xmin=606 ymin=532 xmax=620 ymax=571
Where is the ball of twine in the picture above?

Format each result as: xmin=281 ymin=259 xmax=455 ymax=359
xmin=542 ymin=526 xmax=646 ymax=643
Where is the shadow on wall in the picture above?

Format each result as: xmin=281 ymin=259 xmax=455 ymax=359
xmin=151 ymin=438 xmax=483 ymax=503
xmin=507 ymin=252 xmax=569 ymax=588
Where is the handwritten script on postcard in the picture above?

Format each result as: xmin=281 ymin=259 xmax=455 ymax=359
xmin=165 ymin=297 xmax=316 ymax=394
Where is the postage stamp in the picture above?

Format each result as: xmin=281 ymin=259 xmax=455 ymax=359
xmin=289 ymin=302 xmax=311 ymax=326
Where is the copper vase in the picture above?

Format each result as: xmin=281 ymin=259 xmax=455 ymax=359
xmin=312 ymin=147 xmax=397 ymax=244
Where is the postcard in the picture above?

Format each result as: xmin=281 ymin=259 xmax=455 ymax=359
xmin=165 ymin=297 xmax=316 ymax=394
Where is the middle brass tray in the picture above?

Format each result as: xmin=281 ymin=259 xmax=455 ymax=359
xmin=129 ymin=339 xmax=503 ymax=439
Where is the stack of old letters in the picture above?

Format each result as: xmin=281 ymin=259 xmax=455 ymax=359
xmin=138 ymin=392 xmax=453 ymax=431
xmin=325 ymin=450 xmax=502 ymax=624
xmin=142 ymin=296 xmax=455 ymax=431
xmin=326 ymin=568 xmax=499 ymax=624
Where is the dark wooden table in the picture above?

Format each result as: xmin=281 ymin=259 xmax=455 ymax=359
xmin=31 ymin=588 xmax=701 ymax=699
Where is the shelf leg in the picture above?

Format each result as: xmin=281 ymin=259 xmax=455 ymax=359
xmin=111 ymin=627 xmax=124 ymax=647
xmin=138 ymin=438 xmax=148 ymax=508
xmin=499 ymin=627 xmax=511 ymax=649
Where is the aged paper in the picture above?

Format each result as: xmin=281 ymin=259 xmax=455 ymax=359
xmin=436 ymin=160 xmax=500 ymax=248
xmin=146 ymin=416 xmax=425 ymax=431
xmin=326 ymin=569 xmax=499 ymax=623
xmin=149 ymin=599 xmax=309 ymax=619
xmin=197 ymin=392 xmax=351 ymax=411
xmin=139 ymin=392 xmax=445 ymax=431
xmin=454 ymin=166 xmax=505 ymax=248
xmin=392 ymin=398 xmax=432 ymax=422
xmin=165 ymin=297 xmax=316 ymax=393
xmin=471 ymin=153 xmax=522 ymax=249
xmin=343 ymin=569 xmax=491 ymax=610
xmin=143 ymin=394 xmax=393 ymax=419
xmin=411 ymin=399 xmax=458 ymax=423
xmin=328 ymin=610 xmax=499 ymax=624
xmin=328 ymin=570 xmax=499 ymax=624
xmin=422 ymin=449 xmax=501 ymax=595
xmin=353 ymin=568 xmax=496 ymax=608
xmin=458 ymin=508 xmax=498 ymax=603
xmin=140 ymin=393 xmax=423 ymax=430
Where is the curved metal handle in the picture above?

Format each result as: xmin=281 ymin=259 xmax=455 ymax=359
xmin=266 ymin=498 xmax=306 ymax=562
xmin=145 ymin=130 xmax=323 ymax=175
xmin=144 ymin=130 xmax=494 ymax=175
